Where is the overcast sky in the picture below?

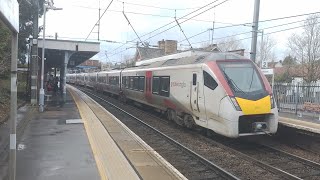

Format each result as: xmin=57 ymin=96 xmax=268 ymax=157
xmin=41 ymin=0 xmax=320 ymax=63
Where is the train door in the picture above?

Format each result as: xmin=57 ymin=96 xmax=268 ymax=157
xmin=191 ymin=72 xmax=200 ymax=112
xmin=190 ymin=71 xmax=206 ymax=124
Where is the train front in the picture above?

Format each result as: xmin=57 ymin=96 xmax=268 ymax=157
xmin=211 ymin=59 xmax=278 ymax=137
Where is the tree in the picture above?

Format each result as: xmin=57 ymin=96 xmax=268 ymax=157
xmin=257 ymin=35 xmax=276 ymax=66
xmin=216 ymin=36 xmax=244 ymax=52
xmin=282 ymin=55 xmax=297 ymax=66
xmin=0 ymin=24 xmax=11 ymax=76
xmin=288 ymin=15 xmax=320 ymax=82
xmin=17 ymin=0 xmax=45 ymax=65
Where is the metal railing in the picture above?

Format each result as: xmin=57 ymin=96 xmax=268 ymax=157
xmin=273 ymin=82 xmax=320 ymax=117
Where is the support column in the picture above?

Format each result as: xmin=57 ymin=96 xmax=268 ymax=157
xmin=62 ymin=51 xmax=69 ymax=102
xmin=250 ymin=0 xmax=260 ymax=63
xmin=9 ymin=32 xmax=18 ymax=180
xmin=30 ymin=0 xmax=39 ymax=105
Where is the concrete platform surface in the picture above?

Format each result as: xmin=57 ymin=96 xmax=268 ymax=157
xmin=16 ymin=92 xmax=100 ymax=180
xmin=69 ymin=85 xmax=186 ymax=180
xmin=279 ymin=116 xmax=320 ymax=134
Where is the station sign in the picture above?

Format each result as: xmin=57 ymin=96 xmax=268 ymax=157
xmin=261 ymin=68 xmax=274 ymax=75
xmin=0 ymin=0 xmax=19 ymax=32
xmin=261 ymin=61 xmax=268 ymax=68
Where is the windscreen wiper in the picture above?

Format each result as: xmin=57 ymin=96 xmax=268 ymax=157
xmin=222 ymin=70 xmax=246 ymax=94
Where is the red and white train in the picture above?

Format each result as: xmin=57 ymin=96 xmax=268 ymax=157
xmin=67 ymin=52 xmax=278 ymax=138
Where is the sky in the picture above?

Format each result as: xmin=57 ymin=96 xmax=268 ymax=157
xmin=40 ymin=0 xmax=320 ymax=63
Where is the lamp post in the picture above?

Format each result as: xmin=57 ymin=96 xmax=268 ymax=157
xmin=39 ymin=2 xmax=62 ymax=112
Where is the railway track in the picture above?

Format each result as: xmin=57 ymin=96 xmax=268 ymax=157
xmin=78 ymin=87 xmax=239 ymax=180
xmin=274 ymin=125 xmax=320 ymax=156
xmin=76 ymin=86 xmax=320 ymax=179
xmin=216 ymin=138 xmax=320 ymax=180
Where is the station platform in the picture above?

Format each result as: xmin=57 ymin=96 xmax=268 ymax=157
xmin=279 ymin=112 xmax=320 ymax=134
xmin=16 ymin=86 xmax=186 ymax=180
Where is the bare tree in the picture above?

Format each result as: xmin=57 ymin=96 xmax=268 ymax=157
xmin=288 ymin=15 xmax=320 ymax=82
xmin=216 ymin=36 xmax=243 ymax=52
xmin=257 ymin=35 xmax=276 ymax=66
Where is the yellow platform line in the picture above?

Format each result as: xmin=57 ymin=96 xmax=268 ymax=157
xmin=68 ymin=86 xmax=140 ymax=180
xmin=69 ymin=88 xmax=108 ymax=180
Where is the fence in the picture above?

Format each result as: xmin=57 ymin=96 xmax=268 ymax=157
xmin=273 ymin=82 xmax=320 ymax=117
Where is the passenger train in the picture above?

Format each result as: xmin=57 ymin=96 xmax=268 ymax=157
xmin=67 ymin=52 xmax=278 ymax=138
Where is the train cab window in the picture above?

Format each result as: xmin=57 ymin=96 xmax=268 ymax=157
xmin=152 ymin=77 xmax=160 ymax=94
xmin=139 ymin=77 xmax=145 ymax=91
xmin=160 ymin=77 xmax=170 ymax=97
xmin=203 ymin=71 xmax=218 ymax=90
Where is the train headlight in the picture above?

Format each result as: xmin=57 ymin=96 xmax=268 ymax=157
xmin=270 ymin=95 xmax=275 ymax=109
xmin=230 ymin=96 xmax=241 ymax=111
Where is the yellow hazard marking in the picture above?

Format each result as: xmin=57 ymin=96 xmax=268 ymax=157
xmin=69 ymin=89 xmax=108 ymax=180
xmin=236 ymin=95 xmax=271 ymax=115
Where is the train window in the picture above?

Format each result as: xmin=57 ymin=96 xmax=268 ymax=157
xmin=126 ymin=77 xmax=129 ymax=88
xmin=129 ymin=77 xmax=133 ymax=89
xmin=133 ymin=77 xmax=139 ymax=90
xmin=203 ymin=71 xmax=218 ymax=90
xmin=160 ymin=77 xmax=170 ymax=97
xmin=152 ymin=77 xmax=160 ymax=94
xmin=122 ymin=76 xmax=126 ymax=87
xmin=139 ymin=77 xmax=145 ymax=91
xmin=193 ymin=74 xmax=197 ymax=85
xmin=116 ymin=77 xmax=119 ymax=85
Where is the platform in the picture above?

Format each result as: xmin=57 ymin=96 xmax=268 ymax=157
xmin=68 ymin=85 xmax=186 ymax=180
xmin=279 ymin=112 xmax=320 ymax=134
xmin=16 ymin=91 xmax=100 ymax=180
xmin=16 ymin=86 xmax=185 ymax=180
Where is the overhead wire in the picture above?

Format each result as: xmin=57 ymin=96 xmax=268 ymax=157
xmin=111 ymin=18 xmax=320 ymax=58
xmin=109 ymin=0 xmax=231 ymax=57
xmin=72 ymin=5 xmax=235 ymax=24
xmin=85 ymin=0 xmax=114 ymax=41
xmin=115 ymin=0 xmax=201 ymax=11
xmin=77 ymin=0 xmax=320 ymax=59
xmin=191 ymin=21 xmax=320 ymax=46
xmin=179 ymin=16 xmax=320 ymax=44
xmin=110 ymin=9 xmax=320 ymax=56
xmin=110 ymin=0 xmax=223 ymax=53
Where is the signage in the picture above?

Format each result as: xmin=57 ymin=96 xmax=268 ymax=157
xmin=261 ymin=68 xmax=274 ymax=75
xmin=261 ymin=61 xmax=268 ymax=68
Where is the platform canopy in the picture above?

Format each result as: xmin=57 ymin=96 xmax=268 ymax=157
xmin=0 ymin=0 xmax=19 ymax=33
xmin=37 ymin=39 xmax=100 ymax=68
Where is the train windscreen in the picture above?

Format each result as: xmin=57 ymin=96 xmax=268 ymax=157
xmin=218 ymin=62 xmax=265 ymax=94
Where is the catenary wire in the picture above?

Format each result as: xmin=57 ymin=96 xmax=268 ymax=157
xmin=85 ymin=0 xmax=114 ymax=41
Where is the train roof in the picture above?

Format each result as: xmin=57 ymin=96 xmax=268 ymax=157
xmin=126 ymin=51 xmax=247 ymax=70
xmin=67 ymin=51 xmax=249 ymax=75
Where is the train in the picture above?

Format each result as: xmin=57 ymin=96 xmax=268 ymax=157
xmin=67 ymin=51 xmax=278 ymax=138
